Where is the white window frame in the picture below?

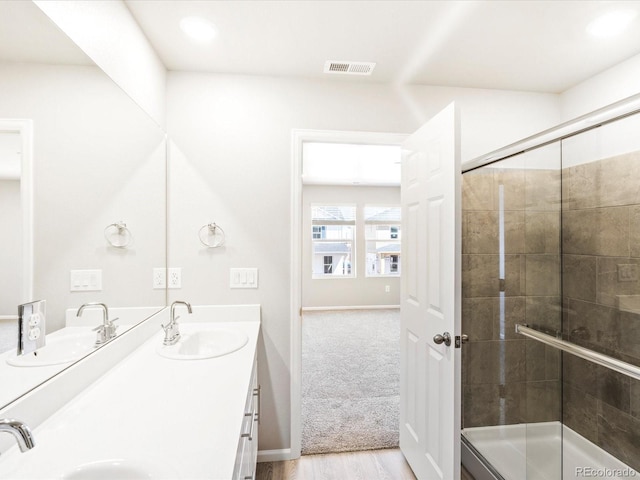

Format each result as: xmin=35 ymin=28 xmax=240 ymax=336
xmin=310 ymin=204 xmax=356 ymax=279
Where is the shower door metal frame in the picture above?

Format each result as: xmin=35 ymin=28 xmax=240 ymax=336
xmin=462 ymin=92 xmax=640 ymax=173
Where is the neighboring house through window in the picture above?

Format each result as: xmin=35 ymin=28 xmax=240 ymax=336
xmin=364 ymin=205 xmax=401 ymax=277
xmin=323 ymin=255 xmax=333 ymax=274
xmin=312 ymin=225 xmax=326 ymax=239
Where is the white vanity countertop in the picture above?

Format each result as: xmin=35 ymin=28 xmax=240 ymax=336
xmin=0 ymin=305 xmax=261 ymax=480
xmin=0 ymin=326 xmax=114 ymax=409
xmin=0 ymin=305 xmax=158 ymax=410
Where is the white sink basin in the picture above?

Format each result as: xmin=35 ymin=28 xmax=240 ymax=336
xmin=156 ymin=326 xmax=248 ymax=360
xmin=7 ymin=330 xmax=96 ymax=367
xmin=60 ymin=459 xmax=168 ymax=480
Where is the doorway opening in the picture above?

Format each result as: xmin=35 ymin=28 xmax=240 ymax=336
xmin=0 ymin=120 xmax=33 ymax=354
xmin=290 ymin=130 xmax=407 ymax=457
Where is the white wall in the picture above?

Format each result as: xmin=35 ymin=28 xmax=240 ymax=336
xmin=0 ymin=63 xmax=166 ymax=331
xmin=34 ymin=0 xmax=167 ymax=128
xmin=166 ymin=71 xmax=560 ymax=453
xmin=560 ymin=52 xmax=640 ymax=122
xmin=302 ymin=185 xmax=401 ymax=308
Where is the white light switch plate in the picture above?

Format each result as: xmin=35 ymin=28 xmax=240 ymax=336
xmin=230 ymin=268 xmax=258 ymax=289
xmin=70 ymin=269 xmax=102 ymax=292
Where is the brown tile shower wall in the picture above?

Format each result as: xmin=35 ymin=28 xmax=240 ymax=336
xmin=562 ymin=152 xmax=640 ymax=471
xmin=462 ymin=164 xmax=562 ymax=429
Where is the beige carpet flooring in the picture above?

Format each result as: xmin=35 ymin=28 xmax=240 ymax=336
xmin=301 ymin=309 xmax=400 ymax=455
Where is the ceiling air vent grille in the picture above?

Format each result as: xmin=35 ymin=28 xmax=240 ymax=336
xmin=324 ymin=61 xmax=376 ymax=76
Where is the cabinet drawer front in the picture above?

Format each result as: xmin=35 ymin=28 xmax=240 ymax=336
xmin=234 ymin=357 xmax=259 ymax=480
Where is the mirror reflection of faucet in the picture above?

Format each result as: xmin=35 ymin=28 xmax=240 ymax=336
xmin=162 ymin=301 xmax=192 ymax=346
xmin=76 ymin=303 xmax=119 ymax=346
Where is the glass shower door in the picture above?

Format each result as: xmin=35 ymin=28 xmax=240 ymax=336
xmin=461 ymin=141 xmax=563 ymax=480
xmin=521 ymin=143 xmax=563 ymax=480
xmin=560 ymin=113 xmax=640 ymax=478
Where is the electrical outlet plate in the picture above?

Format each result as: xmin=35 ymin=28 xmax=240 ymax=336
xmin=618 ymin=264 xmax=638 ymax=282
xmin=153 ymin=268 xmax=166 ymax=289
xmin=168 ymin=267 xmax=182 ymax=289
xmin=152 ymin=268 xmax=180 ymax=289
xmin=18 ymin=300 xmax=46 ymax=355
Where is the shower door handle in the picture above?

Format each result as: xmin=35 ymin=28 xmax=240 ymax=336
xmin=433 ymin=332 xmax=452 ymax=347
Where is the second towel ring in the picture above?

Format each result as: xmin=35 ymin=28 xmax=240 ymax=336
xmin=104 ymin=221 xmax=133 ymax=248
xmin=199 ymin=222 xmax=225 ymax=248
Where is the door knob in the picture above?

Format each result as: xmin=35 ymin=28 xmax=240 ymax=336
xmin=433 ymin=332 xmax=451 ymax=346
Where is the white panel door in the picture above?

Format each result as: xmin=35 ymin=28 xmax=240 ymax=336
xmin=400 ymin=103 xmax=461 ymax=480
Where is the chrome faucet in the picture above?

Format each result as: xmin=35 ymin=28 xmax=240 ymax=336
xmin=0 ymin=419 xmax=35 ymax=453
xmin=76 ymin=303 xmax=118 ymax=346
xmin=162 ymin=301 xmax=192 ymax=346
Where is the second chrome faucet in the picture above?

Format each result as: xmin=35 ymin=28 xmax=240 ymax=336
xmin=162 ymin=301 xmax=192 ymax=346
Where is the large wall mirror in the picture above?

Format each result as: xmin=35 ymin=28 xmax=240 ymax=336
xmin=0 ymin=1 xmax=166 ymax=408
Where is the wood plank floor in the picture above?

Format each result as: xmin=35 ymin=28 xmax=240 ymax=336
xmin=256 ymin=449 xmax=475 ymax=480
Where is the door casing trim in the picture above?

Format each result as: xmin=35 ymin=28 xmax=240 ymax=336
xmin=289 ymin=129 xmax=408 ymax=459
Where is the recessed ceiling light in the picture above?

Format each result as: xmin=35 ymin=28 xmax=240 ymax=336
xmin=180 ymin=16 xmax=217 ymax=43
xmin=586 ymin=10 xmax=637 ymax=38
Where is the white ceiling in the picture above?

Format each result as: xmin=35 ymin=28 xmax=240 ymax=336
xmin=2 ymin=1 xmax=640 ymax=94
xmin=125 ymin=0 xmax=640 ymax=94
xmin=0 ymin=1 xmax=92 ymax=66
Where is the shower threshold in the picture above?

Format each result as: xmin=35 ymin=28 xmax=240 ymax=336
xmin=462 ymin=422 xmax=638 ymax=480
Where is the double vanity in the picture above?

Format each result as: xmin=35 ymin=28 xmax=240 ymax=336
xmin=0 ymin=304 xmax=261 ymax=480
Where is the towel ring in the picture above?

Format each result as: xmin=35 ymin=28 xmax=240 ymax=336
xmin=104 ymin=222 xmax=133 ymax=248
xmin=198 ymin=222 xmax=225 ymax=248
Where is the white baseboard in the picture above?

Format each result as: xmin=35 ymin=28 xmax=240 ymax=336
xmin=301 ymin=305 xmax=400 ymax=312
xmin=257 ymin=448 xmax=294 ymax=463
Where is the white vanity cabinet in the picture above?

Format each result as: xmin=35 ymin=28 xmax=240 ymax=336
xmin=234 ymin=358 xmax=259 ymax=480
